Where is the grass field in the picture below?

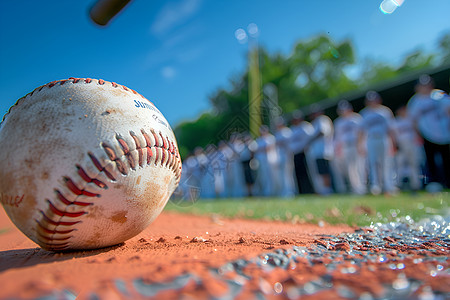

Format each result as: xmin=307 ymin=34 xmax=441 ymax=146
xmin=166 ymin=192 xmax=450 ymax=227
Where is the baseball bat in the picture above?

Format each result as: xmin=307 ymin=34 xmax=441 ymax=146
xmin=89 ymin=0 xmax=132 ymax=26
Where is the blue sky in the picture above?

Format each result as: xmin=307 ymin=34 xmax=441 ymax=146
xmin=0 ymin=0 xmax=449 ymax=127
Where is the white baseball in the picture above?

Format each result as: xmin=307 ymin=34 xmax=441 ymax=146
xmin=0 ymin=78 xmax=182 ymax=251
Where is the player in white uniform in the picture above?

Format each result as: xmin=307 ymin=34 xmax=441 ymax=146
xmin=307 ymin=107 xmax=335 ymax=195
xmin=407 ymin=75 xmax=450 ymax=188
xmin=194 ymin=146 xmax=216 ymax=198
xmin=289 ymin=111 xmax=315 ymax=194
xmin=274 ymin=118 xmax=295 ymax=197
xmin=393 ymin=106 xmax=423 ymax=192
xmin=215 ymin=141 xmax=231 ymax=198
xmin=175 ymin=154 xmax=199 ymax=201
xmin=227 ymin=133 xmax=246 ymax=198
xmin=254 ymin=125 xmax=279 ymax=196
xmin=333 ymin=100 xmax=366 ymax=195
xmin=358 ymin=91 xmax=397 ymax=195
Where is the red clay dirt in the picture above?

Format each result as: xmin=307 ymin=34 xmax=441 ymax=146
xmin=0 ymin=207 xmax=351 ymax=299
xmin=0 ymin=207 xmax=448 ymax=299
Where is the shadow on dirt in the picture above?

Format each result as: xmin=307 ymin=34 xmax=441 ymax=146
xmin=0 ymin=243 xmax=123 ymax=273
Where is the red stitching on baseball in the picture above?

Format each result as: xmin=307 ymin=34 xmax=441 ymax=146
xmin=142 ymin=130 xmax=154 ymax=163
xmin=37 ymin=237 xmax=70 ymax=246
xmin=64 ymin=177 xmax=100 ymax=198
xmin=116 ymin=135 xmax=136 ymax=170
xmin=160 ymin=132 xmax=167 ymax=149
xmin=77 ymin=165 xmax=107 ymax=188
xmin=36 ymin=222 xmax=75 ymax=235
xmin=46 ymin=200 xmax=87 ymax=218
xmin=38 ymin=211 xmax=81 ymax=226
xmin=48 ymin=81 xmax=58 ymax=88
xmin=37 ymin=234 xmax=72 ymax=242
xmin=36 ymin=240 xmax=70 ymax=250
xmin=130 ymin=133 xmax=144 ymax=167
xmin=55 ymin=190 xmax=94 ymax=207
xmin=89 ymin=152 xmax=116 ymax=181
xmin=151 ymin=130 xmax=160 ymax=147
xmin=1 ymin=78 xmax=148 ymax=129
xmin=102 ymin=142 xmax=128 ymax=175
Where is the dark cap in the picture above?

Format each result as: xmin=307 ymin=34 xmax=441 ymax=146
xmin=365 ymin=90 xmax=381 ymax=102
xmin=337 ymin=99 xmax=352 ymax=112
xmin=416 ymin=74 xmax=434 ymax=86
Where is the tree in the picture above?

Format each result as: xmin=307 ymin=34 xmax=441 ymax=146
xmin=438 ymin=31 xmax=450 ymax=64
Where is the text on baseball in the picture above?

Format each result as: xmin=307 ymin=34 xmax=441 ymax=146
xmin=0 ymin=193 xmax=24 ymax=207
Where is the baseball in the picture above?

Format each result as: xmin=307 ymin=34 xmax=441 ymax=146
xmin=0 ymin=78 xmax=182 ymax=251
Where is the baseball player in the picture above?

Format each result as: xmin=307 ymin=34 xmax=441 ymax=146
xmin=393 ymin=106 xmax=423 ymax=192
xmin=226 ymin=133 xmax=246 ymax=198
xmin=274 ymin=117 xmax=296 ymax=197
xmin=307 ymin=106 xmax=335 ymax=195
xmin=194 ymin=146 xmax=216 ymax=199
xmin=289 ymin=110 xmax=315 ymax=194
xmin=358 ymin=91 xmax=397 ymax=195
xmin=215 ymin=141 xmax=231 ymax=198
xmin=407 ymin=75 xmax=450 ymax=188
xmin=333 ymin=100 xmax=366 ymax=195
xmin=239 ymin=132 xmax=257 ymax=197
xmin=176 ymin=154 xmax=199 ymax=200
xmin=253 ymin=125 xmax=279 ymax=196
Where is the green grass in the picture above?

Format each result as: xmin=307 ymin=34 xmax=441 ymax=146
xmin=165 ymin=192 xmax=449 ymax=227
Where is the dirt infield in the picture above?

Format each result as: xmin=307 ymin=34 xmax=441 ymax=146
xmin=0 ymin=207 xmax=448 ymax=299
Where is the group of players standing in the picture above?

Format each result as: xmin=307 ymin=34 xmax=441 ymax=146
xmin=177 ymin=74 xmax=450 ymax=199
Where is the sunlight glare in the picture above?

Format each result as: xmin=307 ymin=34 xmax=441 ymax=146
xmin=379 ymin=0 xmax=405 ymax=14
xmin=235 ymin=28 xmax=248 ymax=44
xmin=247 ymin=23 xmax=259 ymax=38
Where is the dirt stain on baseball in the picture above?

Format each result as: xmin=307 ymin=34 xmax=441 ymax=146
xmin=101 ymin=108 xmax=125 ymax=116
xmin=85 ymin=228 xmax=104 ymax=248
xmin=113 ymin=183 xmax=124 ymax=190
xmin=85 ymin=205 xmax=106 ymax=219
xmin=110 ymin=210 xmax=128 ymax=224
xmin=110 ymin=88 xmax=129 ymax=98
xmin=41 ymin=171 xmax=49 ymax=180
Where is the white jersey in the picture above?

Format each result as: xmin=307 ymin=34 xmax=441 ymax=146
xmin=255 ymin=133 xmax=277 ymax=165
xmin=275 ymin=126 xmax=293 ymax=160
xmin=240 ymin=141 xmax=254 ymax=161
xmin=377 ymin=105 xmax=395 ymax=124
xmin=334 ymin=112 xmax=362 ymax=147
xmin=359 ymin=106 xmax=393 ymax=139
xmin=394 ymin=115 xmax=419 ymax=146
xmin=407 ymin=93 xmax=450 ymax=144
xmin=289 ymin=121 xmax=314 ymax=154
xmin=309 ymin=115 xmax=334 ymax=160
